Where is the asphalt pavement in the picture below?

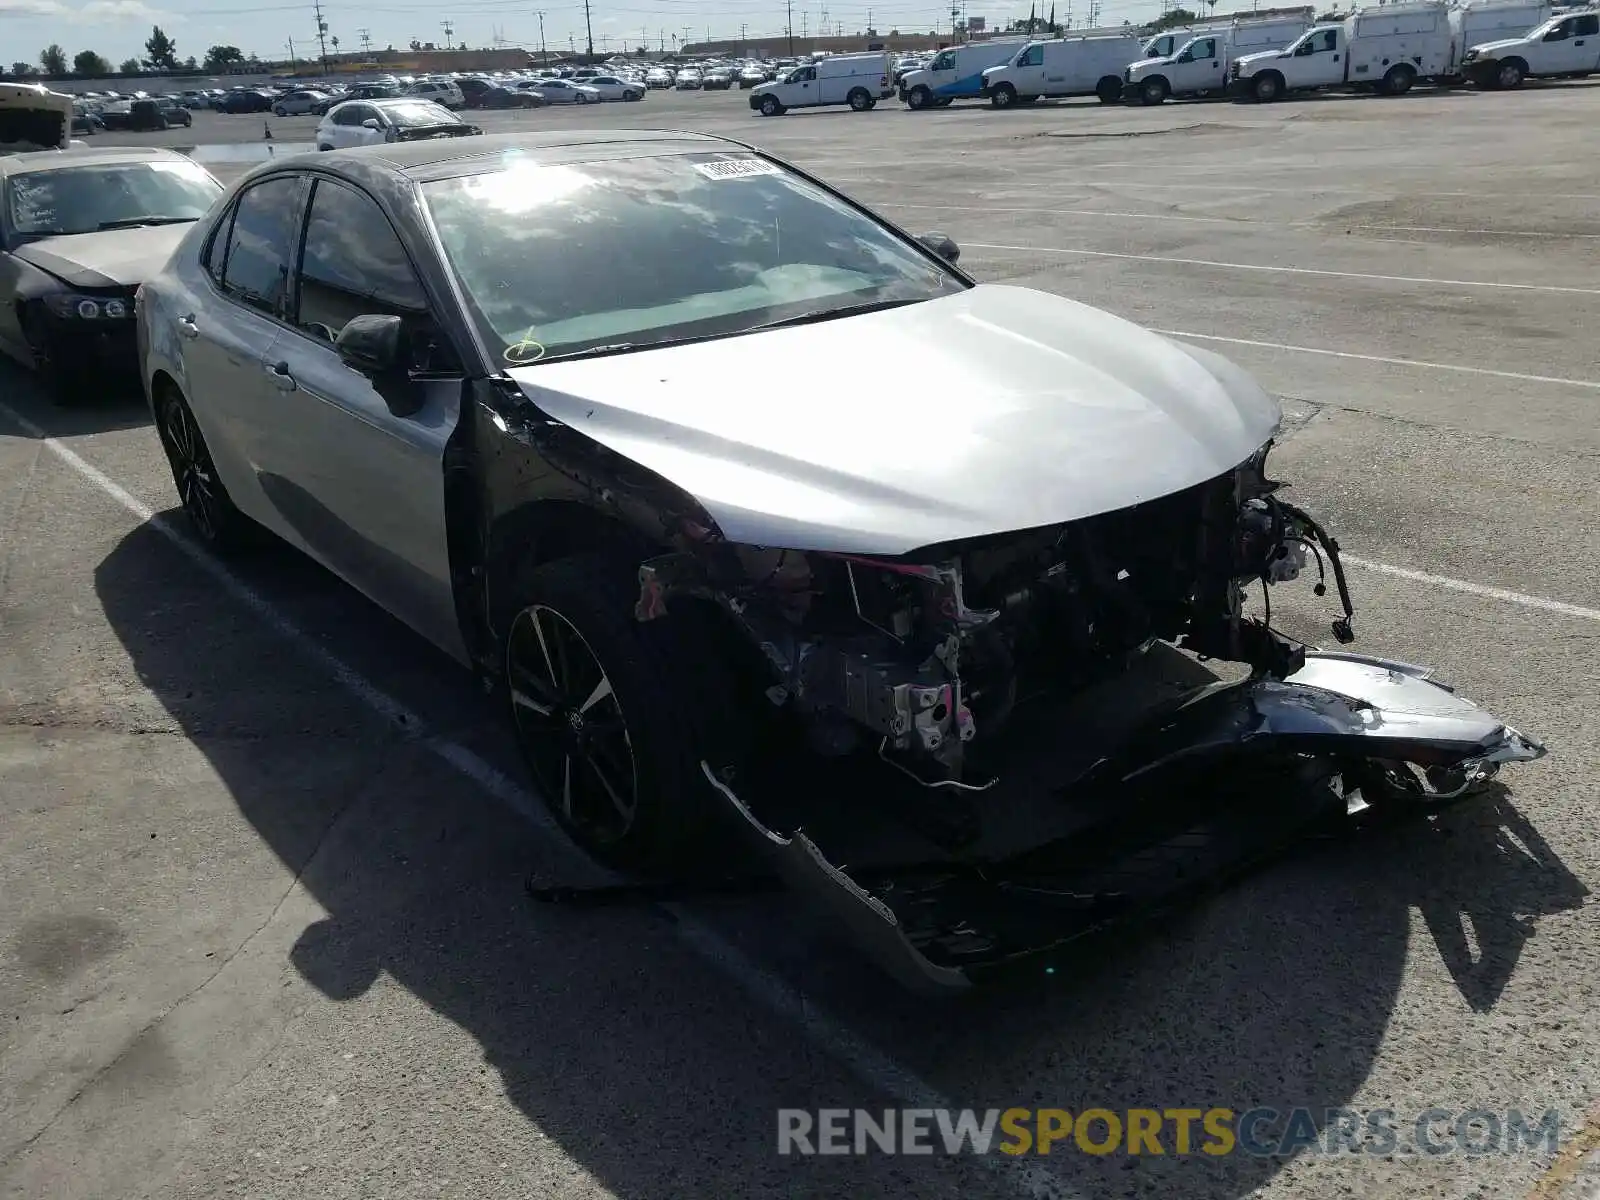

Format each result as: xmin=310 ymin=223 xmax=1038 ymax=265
xmin=2 ymin=83 xmax=1598 ymax=1200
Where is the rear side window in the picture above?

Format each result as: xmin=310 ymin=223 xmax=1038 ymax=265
xmin=219 ymin=176 xmax=303 ymax=317
xmin=1578 ymin=13 xmax=1600 ymax=35
xmin=295 ymin=179 xmax=426 ymax=340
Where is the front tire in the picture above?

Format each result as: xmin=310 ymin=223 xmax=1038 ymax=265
xmin=990 ymin=82 xmax=1018 ymax=108
xmin=906 ymin=84 xmax=932 ymax=109
xmin=154 ymin=385 xmax=254 ymax=553
xmin=1497 ymin=59 xmax=1525 ymax=89
xmin=20 ymin=310 xmax=78 ymax=407
xmin=1140 ymin=77 xmax=1168 ymax=105
xmin=505 ymin=554 xmax=750 ymax=873
xmin=759 ymin=94 xmax=783 ymax=116
xmin=273 ymin=106 xmax=286 ymax=117
xmin=1252 ymin=72 xmax=1283 ymax=102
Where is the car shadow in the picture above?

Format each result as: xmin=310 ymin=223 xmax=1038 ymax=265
xmin=0 ymin=359 xmax=153 ymax=436
xmin=92 ymin=509 xmax=1588 ymax=1200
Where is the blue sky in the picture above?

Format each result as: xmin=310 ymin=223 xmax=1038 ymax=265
xmin=1 ymin=0 xmax=1163 ymax=69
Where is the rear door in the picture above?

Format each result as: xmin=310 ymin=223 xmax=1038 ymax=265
xmin=178 ymin=173 xmax=305 ymax=525
xmin=258 ymin=174 xmax=469 ymax=660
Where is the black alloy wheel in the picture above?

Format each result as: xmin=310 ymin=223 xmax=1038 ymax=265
xmin=508 ymin=603 xmax=639 ymax=850
xmin=156 ymin=389 xmax=252 ymax=551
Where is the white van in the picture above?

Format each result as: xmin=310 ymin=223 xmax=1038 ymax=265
xmin=898 ymin=39 xmax=1029 ymax=108
xmin=1138 ymin=6 xmax=1314 ymax=57
xmin=405 ymin=79 xmax=466 ymax=109
xmin=749 ymin=52 xmax=893 ymax=115
xmin=981 ymin=33 xmax=1146 ymax=106
xmin=1446 ymin=0 xmax=1553 ymax=78
xmin=1461 ymin=5 xmax=1597 ymax=86
xmin=1125 ymin=14 xmax=1313 ymax=103
xmin=1231 ymin=1 xmax=1454 ymax=98
xmin=0 ymin=83 xmax=74 ymax=154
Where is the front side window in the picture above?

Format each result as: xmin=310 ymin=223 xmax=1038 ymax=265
xmin=931 ymin=51 xmax=957 ymax=70
xmin=1020 ymin=45 xmax=1044 ymax=66
xmin=4 ymin=159 xmax=220 ymax=240
xmin=1190 ymin=38 xmax=1216 ymax=60
xmin=424 ymin=151 xmax=966 ymax=367
xmin=1577 ymin=14 xmax=1599 ymax=36
xmin=295 ymin=179 xmax=427 ymax=341
xmin=219 ymin=175 xmax=303 ymax=317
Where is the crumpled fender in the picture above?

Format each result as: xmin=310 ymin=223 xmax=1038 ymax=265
xmin=702 ymin=652 xmax=1546 ymax=993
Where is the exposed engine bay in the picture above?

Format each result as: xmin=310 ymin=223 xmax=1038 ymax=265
xmin=636 ymin=442 xmax=1354 ymax=790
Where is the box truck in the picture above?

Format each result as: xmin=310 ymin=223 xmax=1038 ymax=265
xmin=980 ymin=32 xmax=1148 ymax=106
xmin=1230 ymin=1 xmax=1454 ymax=99
xmin=1124 ymin=14 xmax=1315 ymax=103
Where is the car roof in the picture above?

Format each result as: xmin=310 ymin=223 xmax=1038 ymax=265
xmin=0 ymin=145 xmax=191 ymax=177
xmin=270 ymin=129 xmax=740 ymax=184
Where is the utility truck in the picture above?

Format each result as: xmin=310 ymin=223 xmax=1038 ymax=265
xmin=749 ymin=52 xmax=894 ymax=115
xmin=0 ymin=83 xmax=74 ymax=155
xmin=1461 ymin=5 xmax=1600 ymax=87
xmin=1125 ymin=14 xmax=1315 ymax=103
xmin=980 ymin=32 xmax=1147 ymax=106
xmin=1230 ymin=1 xmax=1454 ymax=99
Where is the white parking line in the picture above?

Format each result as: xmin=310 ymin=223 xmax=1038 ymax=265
xmin=1054 ymin=176 xmax=1600 ymax=202
xmin=0 ymin=399 xmax=1069 ymax=1200
xmin=876 ymin=202 xmax=1600 ymax=239
xmin=1342 ymin=556 xmax=1600 ymax=624
xmin=1153 ymin=329 xmax=1600 ymax=392
xmin=962 ymin=242 xmax=1600 ymax=296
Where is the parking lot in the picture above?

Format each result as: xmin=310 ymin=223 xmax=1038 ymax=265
xmin=3 ymin=80 xmax=1600 ymax=1200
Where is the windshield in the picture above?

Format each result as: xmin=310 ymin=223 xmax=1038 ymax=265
xmin=5 ymin=159 xmax=220 ymax=237
xmin=424 ymin=151 xmax=966 ymax=366
xmin=384 ymin=100 xmax=460 ymax=126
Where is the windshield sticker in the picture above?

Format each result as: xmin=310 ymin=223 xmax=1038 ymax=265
xmin=504 ymin=335 xmax=547 ymax=365
xmin=693 ymin=158 xmax=781 ymax=181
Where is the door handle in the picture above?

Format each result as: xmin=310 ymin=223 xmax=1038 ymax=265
xmin=176 ymin=313 xmax=199 ymax=339
xmin=265 ymin=360 xmax=297 ymax=391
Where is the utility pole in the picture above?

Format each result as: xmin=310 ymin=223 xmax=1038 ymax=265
xmin=740 ymin=21 xmax=747 ymax=49
xmin=681 ymin=24 xmax=692 ymax=48
xmin=312 ymin=0 xmax=329 ymax=73
xmin=786 ymin=0 xmax=795 ymax=53
xmin=441 ymin=19 xmax=454 ymax=49
xmin=537 ymin=10 xmax=547 ymax=61
xmin=357 ymin=26 xmax=370 ymax=54
xmin=286 ymin=36 xmax=298 ymax=68
xmin=583 ymin=0 xmax=594 ymax=56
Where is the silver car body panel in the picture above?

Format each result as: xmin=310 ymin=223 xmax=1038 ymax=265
xmin=510 ymin=284 xmax=1281 ymax=555
xmin=139 ymin=200 xmax=469 ymax=664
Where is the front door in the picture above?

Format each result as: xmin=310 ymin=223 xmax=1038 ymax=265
xmin=251 ymin=175 xmax=468 ymax=660
xmin=1291 ymin=29 xmax=1344 ymax=86
xmin=1175 ymin=37 xmax=1222 ymax=89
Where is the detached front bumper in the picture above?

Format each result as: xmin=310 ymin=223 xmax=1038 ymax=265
xmin=703 ymin=652 xmax=1544 ymax=994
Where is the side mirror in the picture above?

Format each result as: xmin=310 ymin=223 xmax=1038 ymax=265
xmin=917 ymin=231 xmax=961 ymax=265
xmin=1177 ymin=51 xmax=1193 ymax=62
xmin=336 ymin=314 xmax=423 ymax=416
xmin=362 ymin=118 xmax=382 ymax=130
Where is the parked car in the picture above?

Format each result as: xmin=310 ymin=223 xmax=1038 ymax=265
xmin=737 ymin=66 xmax=768 ymax=87
xmin=582 ymin=75 xmax=646 ymax=101
xmin=131 ymin=127 xmax=1543 ymax=992
xmin=702 ymin=70 xmax=734 ymax=90
xmin=405 ymin=79 xmax=466 ymax=109
xmin=273 ymin=89 xmax=331 ymax=116
xmin=70 ymin=102 xmax=104 ymax=135
xmin=521 ymin=78 xmax=603 ymax=104
xmin=475 ymin=85 xmax=547 ymax=109
xmin=95 ymin=101 xmax=135 ymax=131
xmin=315 ymin=97 xmax=481 ymax=150
xmin=216 ymin=89 xmax=275 ymax=114
xmin=0 ymin=147 xmax=221 ymax=402
xmin=675 ymin=68 xmax=704 ymax=89
xmin=152 ymin=97 xmax=193 ymax=127
xmin=645 ymin=67 xmax=674 ymax=88
xmin=981 ymin=33 xmax=1143 ymax=106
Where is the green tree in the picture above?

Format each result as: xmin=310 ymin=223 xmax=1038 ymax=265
xmin=119 ymin=58 xmax=142 ymax=73
xmin=9 ymin=62 xmax=38 ymax=77
xmin=1149 ymin=6 xmax=1198 ymax=29
xmin=73 ymin=50 xmax=113 ymax=75
xmin=40 ymin=44 xmax=68 ymax=75
xmin=143 ymin=25 xmax=178 ymax=71
xmin=202 ymin=44 xmax=244 ymax=71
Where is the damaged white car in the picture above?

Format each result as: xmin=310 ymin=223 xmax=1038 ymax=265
xmin=136 ymin=130 xmax=1544 ymax=991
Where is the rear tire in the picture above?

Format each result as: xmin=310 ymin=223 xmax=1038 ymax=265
xmin=1381 ymin=64 xmax=1416 ymax=95
xmin=154 ymin=385 xmax=255 ymax=554
xmin=990 ymin=82 xmax=1018 ymax=108
xmin=504 ymin=553 xmax=752 ymax=874
xmin=1097 ymin=76 xmax=1124 ymax=103
xmin=848 ymin=87 xmax=872 ymax=111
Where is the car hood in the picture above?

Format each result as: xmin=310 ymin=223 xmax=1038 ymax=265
xmin=1125 ymin=55 xmax=1176 ymax=74
xmin=12 ymin=223 xmax=190 ymax=289
xmin=1467 ymin=37 xmax=1529 ymax=54
xmin=508 ymin=286 xmax=1280 ymax=555
xmin=1234 ymin=49 xmax=1289 ymax=69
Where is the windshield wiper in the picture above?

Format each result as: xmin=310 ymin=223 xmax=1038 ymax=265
xmin=95 ymin=216 xmax=197 ymax=231
xmin=745 ymin=297 xmax=921 ymax=333
xmin=528 ymin=342 xmax=640 ymax=364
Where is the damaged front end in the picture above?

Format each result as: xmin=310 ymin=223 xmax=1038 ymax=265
xmin=629 ymin=442 xmax=1545 ymax=991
